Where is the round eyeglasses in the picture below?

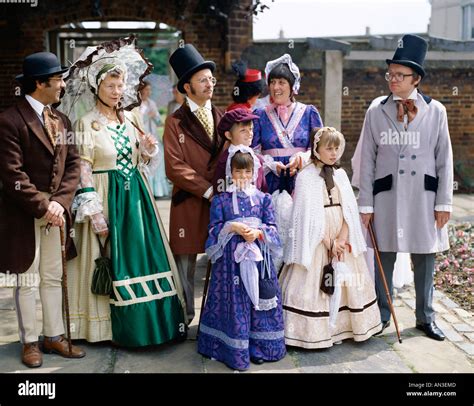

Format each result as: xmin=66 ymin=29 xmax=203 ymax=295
xmin=193 ymin=76 xmax=217 ymax=86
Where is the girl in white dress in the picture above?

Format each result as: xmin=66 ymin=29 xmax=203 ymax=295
xmin=280 ymin=127 xmax=381 ymax=349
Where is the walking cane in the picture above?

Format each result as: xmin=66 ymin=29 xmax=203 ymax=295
xmin=60 ymin=224 xmax=73 ymax=355
xmin=368 ymin=219 xmax=403 ymax=344
xmin=197 ymin=260 xmax=212 ymax=338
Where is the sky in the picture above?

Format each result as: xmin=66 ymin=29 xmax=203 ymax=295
xmin=253 ymin=0 xmax=432 ymax=39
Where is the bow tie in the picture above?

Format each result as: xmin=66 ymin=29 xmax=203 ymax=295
xmin=396 ymin=99 xmax=417 ymax=129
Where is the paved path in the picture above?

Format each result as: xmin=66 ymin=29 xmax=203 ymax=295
xmin=0 ymin=195 xmax=472 ymax=373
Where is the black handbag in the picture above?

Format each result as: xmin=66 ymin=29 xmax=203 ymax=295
xmin=259 ymin=241 xmax=278 ymax=301
xmin=259 ymin=277 xmax=277 ymax=300
xmin=91 ymin=235 xmax=113 ymax=296
xmin=320 ymin=241 xmax=335 ymax=295
xmin=278 ymin=167 xmax=293 ymax=194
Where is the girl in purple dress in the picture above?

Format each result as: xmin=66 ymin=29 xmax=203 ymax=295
xmin=198 ymin=145 xmax=286 ymax=371
xmin=252 ymin=54 xmax=323 ymax=194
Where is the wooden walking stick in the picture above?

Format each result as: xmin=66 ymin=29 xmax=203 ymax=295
xmin=368 ymin=219 xmax=403 ymax=344
xmin=60 ymin=223 xmax=73 ymax=354
xmin=197 ymin=260 xmax=212 ymax=338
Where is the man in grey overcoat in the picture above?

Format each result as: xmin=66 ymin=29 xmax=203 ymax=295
xmin=357 ymin=34 xmax=453 ymax=341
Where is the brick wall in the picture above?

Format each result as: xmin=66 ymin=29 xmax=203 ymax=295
xmin=1 ymin=2 xmax=471 ymax=189
xmin=0 ymin=0 xmax=254 ymax=111
xmin=294 ymin=65 xmax=473 ymax=186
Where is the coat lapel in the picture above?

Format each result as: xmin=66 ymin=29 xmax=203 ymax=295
xmin=381 ymin=95 xmax=407 ymax=153
xmin=381 ymin=92 xmax=429 ymax=154
xmin=177 ymin=104 xmax=213 ymax=154
xmin=210 ymin=105 xmax=224 ymax=160
xmin=52 ymin=107 xmax=66 ymax=158
xmin=381 ymin=95 xmax=405 ymax=134
xmin=16 ymin=98 xmax=54 ymax=155
xmin=405 ymin=92 xmax=428 ymax=133
xmin=396 ymin=93 xmax=428 ymax=154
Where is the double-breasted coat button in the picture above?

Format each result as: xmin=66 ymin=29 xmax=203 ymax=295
xmin=400 ymin=154 xmax=405 ymax=159
xmin=411 ymin=171 xmax=416 ymax=176
xmin=399 ymin=169 xmax=405 ymax=175
xmin=411 ymin=155 xmax=416 ymax=160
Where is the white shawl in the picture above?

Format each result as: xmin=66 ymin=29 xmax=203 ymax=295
xmin=284 ymin=164 xmax=367 ymax=271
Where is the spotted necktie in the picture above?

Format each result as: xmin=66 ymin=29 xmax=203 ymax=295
xmin=43 ymin=106 xmax=60 ymax=147
xmin=195 ymin=106 xmax=214 ymax=139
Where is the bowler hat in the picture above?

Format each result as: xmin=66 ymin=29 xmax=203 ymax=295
xmin=169 ymin=44 xmax=216 ymax=94
xmin=16 ymin=52 xmax=69 ymax=81
xmin=386 ymin=34 xmax=428 ymax=78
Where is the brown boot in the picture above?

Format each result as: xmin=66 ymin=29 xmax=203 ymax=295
xmin=22 ymin=342 xmax=43 ymax=368
xmin=43 ymin=335 xmax=86 ymax=358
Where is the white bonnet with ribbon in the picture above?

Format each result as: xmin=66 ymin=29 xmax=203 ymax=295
xmin=225 ymin=145 xmax=261 ymax=215
xmin=264 ymin=53 xmax=301 ymax=95
xmin=225 ymin=144 xmax=261 ymax=187
xmin=312 ymin=127 xmax=346 ymax=161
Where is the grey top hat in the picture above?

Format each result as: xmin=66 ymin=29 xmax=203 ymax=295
xmin=16 ymin=52 xmax=69 ymax=81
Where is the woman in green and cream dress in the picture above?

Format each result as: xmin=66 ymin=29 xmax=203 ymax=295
xmin=68 ymin=60 xmax=186 ymax=347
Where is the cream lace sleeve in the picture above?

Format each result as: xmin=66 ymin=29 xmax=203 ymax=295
xmin=71 ymin=119 xmax=107 ymax=233
xmin=72 ymin=161 xmax=107 ymax=233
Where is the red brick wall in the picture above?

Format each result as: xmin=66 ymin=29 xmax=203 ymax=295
xmin=1 ymin=2 xmax=471 ymax=188
xmin=422 ymin=68 xmax=474 ymax=163
xmin=295 ymin=66 xmax=473 ymax=184
xmin=340 ymin=67 xmax=387 ymax=167
xmin=0 ymin=0 xmax=254 ymax=111
xmin=298 ymin=70 xmax=323 ymax=113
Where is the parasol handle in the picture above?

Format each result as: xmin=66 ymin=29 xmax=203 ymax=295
xmin=125 ymin=116 xmax=146 ymax=136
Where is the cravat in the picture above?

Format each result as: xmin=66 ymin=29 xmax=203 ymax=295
xmin=195 ymin=106 xmax=214 ymax=139
xmin=396 ymin=99 xmax=417 ymax=130
xmin=43 ymin=106 xmax=60 ymax=147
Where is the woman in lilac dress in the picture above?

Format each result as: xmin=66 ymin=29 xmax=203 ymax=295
xmin=251 ymin=54 xmax=323 ymax=194
xmin=198 ymin=146 xmax=286 ymax=371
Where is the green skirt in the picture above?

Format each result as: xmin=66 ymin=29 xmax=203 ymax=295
xmin=107 ymin=168 xmax=186 ymax=347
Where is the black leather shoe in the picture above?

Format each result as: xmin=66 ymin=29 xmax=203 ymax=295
xmin=250 ymin=357 xmax=265 ymax=365
xmin=373 ymin=320 xmax=390 ymax=336
xmin=416 ymin=321 xmax=445 ymax=341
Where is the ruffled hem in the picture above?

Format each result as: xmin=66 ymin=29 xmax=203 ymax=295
xmin=257 ymin=296 xmax=278 ymax=311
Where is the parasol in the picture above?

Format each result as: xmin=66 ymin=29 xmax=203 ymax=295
xmin=58 ymin=35 xmax=153 ymax=125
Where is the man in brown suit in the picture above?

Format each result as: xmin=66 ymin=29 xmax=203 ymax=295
xmin=0 ymin=52 xmax=85 ymax=367
xmin=164 ymin=45 xmax=224 ymax=322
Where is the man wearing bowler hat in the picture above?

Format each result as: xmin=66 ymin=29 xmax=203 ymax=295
xmin=164 ymin=44 xmax=224 ymax=322
xmin=356 ymin=35 xmax=453 ymax=340
xmin=0 ymin=52 xmax=85 ymax=367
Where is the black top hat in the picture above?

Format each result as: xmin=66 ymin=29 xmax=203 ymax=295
xmin=386 ymin=34 xmax=428 ymax=78
xmin=16 ymin=52 xmax=69 ymax=81
xmin=169 ymin=44 xmax=216 ymax=94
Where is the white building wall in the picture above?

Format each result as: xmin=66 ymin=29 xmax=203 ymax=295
xmin=429 ymin=0 xmax=473 ymax=40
